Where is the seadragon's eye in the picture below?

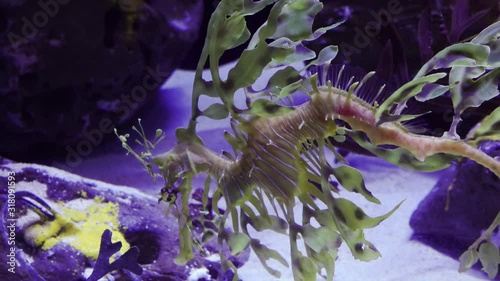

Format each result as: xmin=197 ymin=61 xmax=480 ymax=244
xmin=165 ymin=191 xmax=177 ymax=203
xmin=158 ymin=186 xmax=179 ymax=203
xmin=158 ymin=175 xmax=183 ymax=203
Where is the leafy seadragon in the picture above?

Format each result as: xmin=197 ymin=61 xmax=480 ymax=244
xmin=116 ymin=1 xmax=500 ymax=280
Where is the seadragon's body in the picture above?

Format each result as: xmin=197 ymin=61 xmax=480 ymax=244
xmin=153 ymin=83 xmax=500 ymax=207
xmin=118 ymin=1 xmax=500 ymax=279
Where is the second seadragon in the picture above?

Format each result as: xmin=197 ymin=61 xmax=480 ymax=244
xmin=117 ymin=1 xmax=500 ymax=280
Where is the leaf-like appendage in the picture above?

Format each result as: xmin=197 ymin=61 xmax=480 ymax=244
xmin=245 ymin=98 xmax=295 ymax=117
xmin=478 ymin=241 xmax=500 ymax=278
xmin=375 ymin=73 xmax=446 ymax=125
xmin=295 ymin=256 xmax=317 ymax=281
xmin=175 ymin=127 xmax=203 ymax=145
xmin=458 ymin=212 xmax=500 ymax=278
xmin=171 ymin=175 xmax=196 ymax=265
xmin=269 ymin=66 xmax=303 ymax=90
xmin=305 ymin=45 xmax=339 ymax=68
xmin=271 ymin=0 xmax=323 ymax=42
xmin=277 ymin=79 xmax=304 ymax=98
xmin=459 ymin=248 xmax=479 ymax=273
xmin=330 ymin=166 xmax=380 ymax=204
xmin=202 ymin=103 xmax=230 ymax=120
xmin=221 ymin=15 xmax=251 ymax=52
xmin=332 ymin=198 xmax=403 ymax=231
xmin=471 ymin=21 xmax=500 ymax=68
xmin=448 ymin=67 xmax=500 ymax=138
xmin=416 ymin=83 xmax=451 ymax=102
xmin=249 ymin=215 xmax=288 ymax=234
xmin=468 ymin=107 xmax=500 ymax=143
xmin=302 ymin=224 xmax=340 ymax=253
xmin=307 ymin=247 xmax=336 ymax=280
xmin=254 ymin=66 xmax=304 ymax=98
xmin=227 ymin=44 xmax=293 ymax=93
xmin=314 ymin=209 xmax=339 ymax=231
xmin=472 ymin=21 xmax=500 ymax=45
xmin=251 ymin=239 xmax=289 ymax=278
xmin=486 ymin=39 xmax=500 ymax=67
xmin=227 ymin=232 xmax=251 ymax=255
xmin=186 ymin=0 xmax=280 ymax=133
xmin=415 ymin=43 xmax=490 ymax=78
xmin=174 ymin=215 xmax=195 ymax=265
xmin=265 ymin=39 xmax=309 ymax=68
xmin=341 ymin=228 xmax=381 ymax=262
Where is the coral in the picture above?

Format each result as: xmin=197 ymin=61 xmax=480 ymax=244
xmin=0 ymin=191 xmax=142 ymax=280
xmin=21 ymin=195 xmax=130 ymax=259
xmin=87 ymin=229 xmax=143 ymax=281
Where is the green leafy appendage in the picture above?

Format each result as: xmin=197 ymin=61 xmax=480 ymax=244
xmin=376 ymin=21 xmax=500 ymax=140
xmin=459 ymin=212 xmax=500 ymax=279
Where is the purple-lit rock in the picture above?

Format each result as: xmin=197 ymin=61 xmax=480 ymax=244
xmin=0 ymin=0 xmax=202 ymax=161
xmin=0 ymin=160 xmax=249 ymax=281
xmin=410 ymin=140 xmax=500 ymax=252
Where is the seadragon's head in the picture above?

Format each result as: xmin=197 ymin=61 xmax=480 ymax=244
xmin=152 ymin=141 xmax=235 ymax=204
xmin=152 ymin=151 xmax=184 ymax=204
